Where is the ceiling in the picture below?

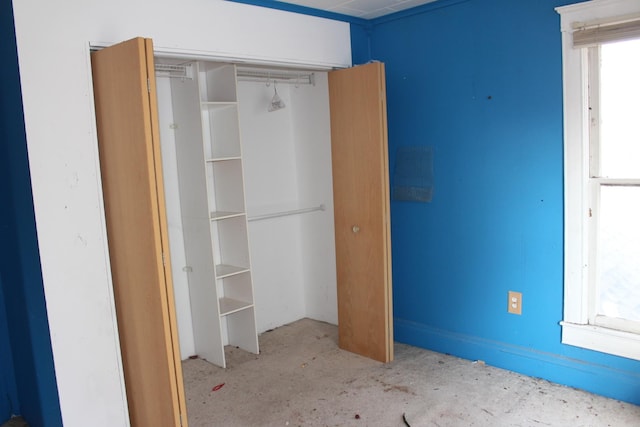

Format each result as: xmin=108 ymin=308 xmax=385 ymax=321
xmin=275 ymin=0 xmax=438 ymax=20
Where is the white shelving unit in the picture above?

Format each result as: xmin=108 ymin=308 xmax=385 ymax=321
xmin=171 ymin=62 xmax=258 ymax=368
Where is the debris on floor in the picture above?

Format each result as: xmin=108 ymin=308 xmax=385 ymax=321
xmin=0 ymin=416 xmax=29 ymax=427
xmin=181 ymin=318 xmax=640 ymax=427
xmin=211 ymin=383 xmax=225 ymax=392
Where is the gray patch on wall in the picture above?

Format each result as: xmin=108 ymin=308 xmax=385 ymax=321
xmin=392 ymin=146 xmax=433 ymax=202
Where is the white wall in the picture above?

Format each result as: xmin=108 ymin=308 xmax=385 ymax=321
xmin=11 ymin=0 xmax=350 ymax=425
xmin=156 ymin=77 xmax=197 ymax=359
xmin=239 ymin=82 xmax=307 ymax=332
xmin=238 ymin=77 xmax=337 ymax=332
xmin=290 ymin=73 xmax=338 ymax=324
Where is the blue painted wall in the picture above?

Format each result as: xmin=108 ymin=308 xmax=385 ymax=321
xmin=367 ymin=0 xmax=640 ymax=405
xmin=0 ymin=276 xmax=19 ymax=420
xmin=232 ymin=0 xmax=640 ymax=406
xmin=0 ymin=0 xmax=63 ymax=425
xmin=349 ymin=22 xmax=372 ymax=66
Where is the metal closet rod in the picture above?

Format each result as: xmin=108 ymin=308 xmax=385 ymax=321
xmin=154 ymin=62 xmax=315 ymax=85
xmin=248 ymin=204 xmax=325 ymax=222
xmin=236 ymin=68 xmax=315 ymax=86
xmin=155 ymin=62 xmax=193 ymax=79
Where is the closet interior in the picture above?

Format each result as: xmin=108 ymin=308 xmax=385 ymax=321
xmin=154 ymin=59 xmax=338 ymax=368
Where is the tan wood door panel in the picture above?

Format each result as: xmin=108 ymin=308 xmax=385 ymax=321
xmin=91 ymin=37 xmax=187 ymax=426
xmin=329 ymin=62 xmax=393 ymax=363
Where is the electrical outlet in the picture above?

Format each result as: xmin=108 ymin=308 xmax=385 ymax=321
xmin=508 ymin=291 xmax=522 ymax=315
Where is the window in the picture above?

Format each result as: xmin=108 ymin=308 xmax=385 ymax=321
xmin=557 ymin=0 xmax=640 ymax=361
xmin=591 ymin=39 xmax=640 ymax=334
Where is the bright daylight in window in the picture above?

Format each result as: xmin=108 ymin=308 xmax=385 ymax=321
xmin=591 ymin=38 xmax=640 ymax=334
xmin=557 ymin=0 xmax=640 ymax=361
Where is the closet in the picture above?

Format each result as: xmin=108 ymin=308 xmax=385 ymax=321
xmin=155 ymin=59 xmax=339 ymax=368
xmin=92 ymin=37 xmax=392 ymax=426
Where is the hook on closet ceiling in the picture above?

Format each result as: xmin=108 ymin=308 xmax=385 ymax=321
xmin=268 ymin=81 xmax=286 ymax=112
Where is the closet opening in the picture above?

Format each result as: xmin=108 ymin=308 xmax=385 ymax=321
xmin=91 ymin=38 xmax=391 ymax=425
xmin=154 ymin=58 xmax=339 ymax=368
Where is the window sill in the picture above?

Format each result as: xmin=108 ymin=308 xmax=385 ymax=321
xmin=561 ymin=321 xmax=640 ymax=361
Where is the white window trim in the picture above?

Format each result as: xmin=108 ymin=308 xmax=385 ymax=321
xmin=557 ymin=0 xmax=640 ymax=361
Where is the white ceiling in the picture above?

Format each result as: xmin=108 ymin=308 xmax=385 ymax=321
xmin=275 ymin=0 xmax=438 ymax=19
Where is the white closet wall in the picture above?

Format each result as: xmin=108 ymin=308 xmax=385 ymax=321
xmin=239 ymin=82 xmax=307 ymax=332
xmin=156 ymin=77 xmax=197 ymax=358
xmin=289 ymin=73 xmax=338 ymax=324
xmin=238 ymin=75 xmax=337 ymax=332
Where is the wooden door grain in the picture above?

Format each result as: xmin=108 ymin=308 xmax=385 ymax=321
xmin=329 ymin=62 xmax=393 ymax=363
xmin=92 ymin=37 xmax=187 ymax=426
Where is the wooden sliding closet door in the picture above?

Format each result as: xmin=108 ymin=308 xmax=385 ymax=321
xmin=329 ymin=62 xmax=393 ymax=363
xmin=92 ymin=37 xmax=187 ymax=426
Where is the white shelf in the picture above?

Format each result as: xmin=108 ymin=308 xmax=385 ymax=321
xmin=201 ymin=103 xmax=241 ymax=159
xmin=174 ymin=61 xmax=258 ymax=368
xmin=210 ymin=211 xmax=245 ymax=221
xmin=199 ymin=63 xmax=237 ymax=102
xmin=206 ymin=156 xmax=242 ymax=162
xmin=219 ymin=297 xmax=253 ymax=316
xmin=201 ymin=101 xmax=237 ymax=110
xmin=216 ymin=264 xmax=249 ymax=279
xmin=205 ymin=156 xmax=245 ymax=213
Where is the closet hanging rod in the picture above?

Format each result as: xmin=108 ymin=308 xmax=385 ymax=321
xmin=236 ymin=69 xmax=315 ymax=86
xmin=248 ymin=204 xmax=325 ymax=222
xmin=155 ymin=63 xmax=193 ymax=79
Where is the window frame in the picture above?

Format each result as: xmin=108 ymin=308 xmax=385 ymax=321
xmin=557 ymin=0 xmax=640 ymax=361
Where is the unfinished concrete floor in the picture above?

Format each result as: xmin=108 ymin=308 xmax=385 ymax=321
xmin=182 ymin=318 xmax=640 ymax=426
